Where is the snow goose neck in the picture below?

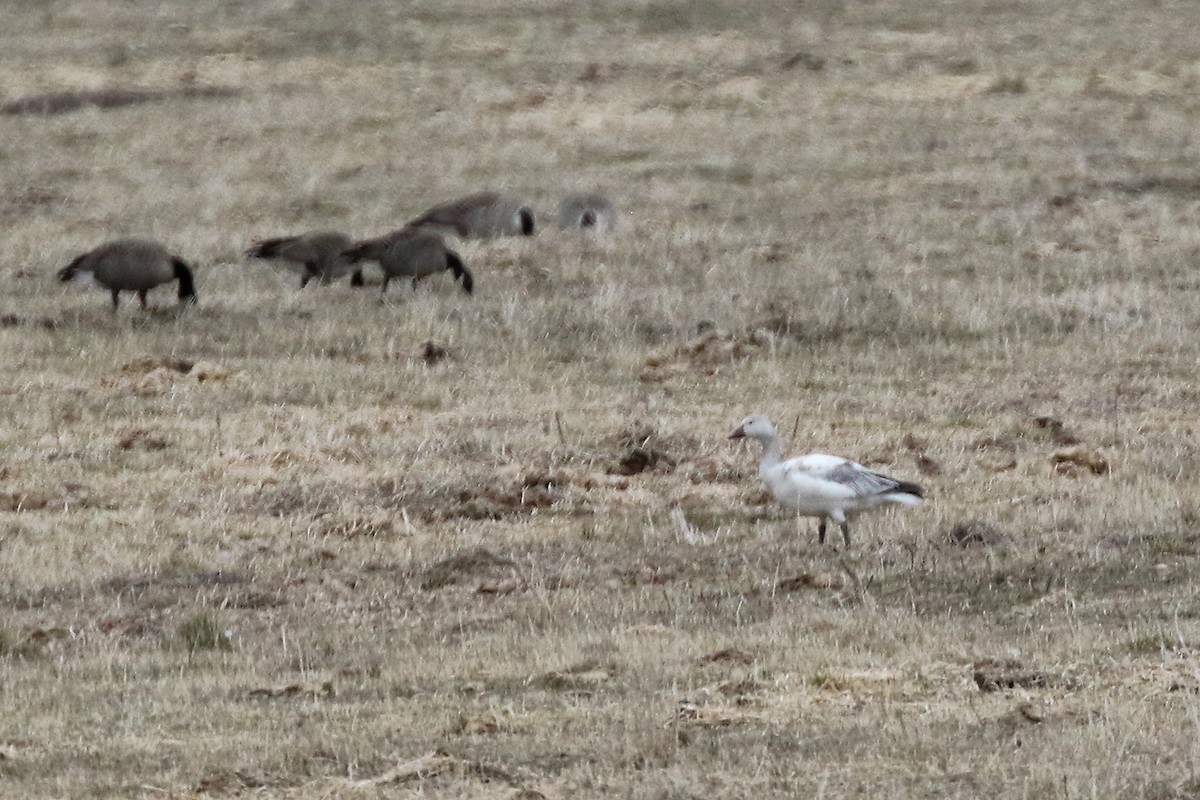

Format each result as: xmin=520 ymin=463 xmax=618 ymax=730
xmin=729 ymin=414 xmax=923 ymax=548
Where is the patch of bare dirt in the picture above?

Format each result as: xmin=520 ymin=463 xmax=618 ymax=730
xmin=948 ymin=520 xmax=1006 ymax=547
xmin=778 ymin=572 xmax=846 ymax=592
xmin=997 ymin=700 xmax=1100 ymax=730
xmin=972 ymin=658 xmax=1075 ymax=692
xmin=1 ymin=185 xmax=68 ymax=218
xmin=673 ymin=702 xmax=761 ymax=728
xmin=119 ymin=357 xmax=194 ymax=374
xmin=101 ymin=569 xmax=247 ymax=599
xmin=247 ymin=680 xmax=335 ymax=700
xmin=1052 ymin=447 xmax=1110 ymax=476
xmin=421 ymin=548 xmax=518 ymax=591
xmin=242 ymin=484 xmax=339 ymax=518
xmin=448 ymin=713 xmax=501 ymax=735
xmin=605 ymin=424 xmax=680 ymax=475
xmin=1 ymin=85 xmax=239 ymax=116
xmin=0 ymin=491 xmax=52 ymax=512
xmin=314 ymin=511 xmax=395 ymax=539
xmin=532 ymin=662 xmax=616 ymax=692
xmin=383 ymin=466 xmax=629 ymax=521
xmin=0 ymin=482 xmax=99 ymax=513
xmin=343 ymin=749 xmax=518 ymax=788
xmin=1032 ymin=415 xmax=1080 ymax=445
xmin=419 ymin=340 xmax=452 ymax=365
xmin=639 ymin=328 xmax=773 ymax=382
xmin=696 ymin=648 xmax=756 ymax=666
xmin=115 ymin=427 xmax=169 ymax=451
xmin=102 ymin=357 xmax=235 ymax=395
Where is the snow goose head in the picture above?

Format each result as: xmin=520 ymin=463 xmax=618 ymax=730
xmin=728 ymin=414 xmax=778 ymax=444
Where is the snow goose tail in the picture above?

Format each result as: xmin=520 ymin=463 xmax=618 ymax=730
xmin=729 ymin=414 xmax=924 ymax=548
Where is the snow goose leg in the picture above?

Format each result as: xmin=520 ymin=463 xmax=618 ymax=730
xmin=817 ymin=516 xmax=828 ymax=545
xmin=832 ymin=510 xmax=850 ymax=548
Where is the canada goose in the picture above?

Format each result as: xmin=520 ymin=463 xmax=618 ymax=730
xmin=343 ymin=228 xmax=473 ymax=295
xmin=244 ymin=231 xmax=364 ymax=288
xmin=407 ymin=191 xmax=536 ymax=238
xmin=729 ymin=414 xmax=924 ymax=548
xmin=57 ymin=238 xmax=197 ymax=311
xmin=557 ymin=192 xmax=616 ymax=233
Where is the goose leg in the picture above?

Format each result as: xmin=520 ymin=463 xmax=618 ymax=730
xmin=831 ymin=510 xmax=850 ymax=548
xmin=110 ymin=289 xmax=121 ymax=311
xmin=380 ymin=276 xmax=390 ymax=295
xmin=817 ymin=516 xmax=827 ymax=545
xmin=350 ymin=270 xmax=364 ymax=287
xmin=137 ymin=290 xmax=148 ymax=308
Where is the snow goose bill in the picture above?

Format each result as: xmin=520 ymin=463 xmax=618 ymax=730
xmin=729 ymin=414 xmax=923 ymax=548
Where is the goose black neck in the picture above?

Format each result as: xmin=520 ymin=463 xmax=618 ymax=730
xmin=518 ymin=208 xmax=535 ymax=236
xmin=173 ymin=258 xmax=197 ymax=303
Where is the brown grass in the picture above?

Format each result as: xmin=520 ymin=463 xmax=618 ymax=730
xmin=3 ymin=1 xmax=1200 ymax=797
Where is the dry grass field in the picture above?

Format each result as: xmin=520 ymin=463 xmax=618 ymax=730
xmin=3 ymin=0 xmax=1200 ymax=796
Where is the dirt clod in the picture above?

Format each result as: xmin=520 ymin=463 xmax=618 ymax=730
xmin=419 ymin=340 xmax=451 ymax=365
xmin=115 ymin=428 xmax=169 ymax=451
xmin=949 ymin=520 xmax=1005 ymax=547
xmin=1052 ymin=447 xmax=1109 ymax=476
xmin=421 ymin=548 xmax=517 ymax=591
xmin=2 ymin=85 xmax=238 ymax=116
xmin=778 ymin=573 xmax=845 ymax=591
xmin=972 ymin=658 xmax=1064 ymax=692
xmin=1033 ymin=415 xmax=1080 ymax=445
xmin=697 ymin=648 xmax=756 ymax=666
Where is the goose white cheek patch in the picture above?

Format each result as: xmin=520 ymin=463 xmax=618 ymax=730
xmin=74 ymin=271 xmax=104 ymax=290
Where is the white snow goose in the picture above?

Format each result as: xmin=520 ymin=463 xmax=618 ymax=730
xmin=729 ymin=414 xmax=924 ymax=548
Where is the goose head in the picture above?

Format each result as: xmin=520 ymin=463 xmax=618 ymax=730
xmin=729 ymin=414 xmax=778 ymax=443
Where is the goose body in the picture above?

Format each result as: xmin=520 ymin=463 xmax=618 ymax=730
xmin=407 ymin=191 xmax=535 ymax=238
xmin=57 ymin=238 xmax=197 ymax=310
xmin=557 ymin=192 xmax=616 ymax=233
xmin=343 ymin=228 xmax=473 ymax=295
xmin=245 ymin=231 xmax=363 ymax=288
xmin=729 ymin=414 xmax=923 ymax=548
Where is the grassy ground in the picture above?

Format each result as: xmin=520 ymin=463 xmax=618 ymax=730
xmin=3 ymin=0 xmax=1200 ymax=797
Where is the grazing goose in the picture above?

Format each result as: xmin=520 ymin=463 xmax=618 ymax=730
xmin=407 ymin=191 xmax=536 ymax=238
xmin=244 ymin=231 xmax=364 ymax=288
xmin=343 ymin=228 xmax=473 ymax=295
xmin=557 ymin=192 xmax=616 ymax=233
xmin=729 ymin=414 xmax=923 ymax=548
xmin=57 ymin=238 xmax=197 ymax=310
